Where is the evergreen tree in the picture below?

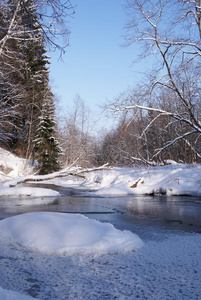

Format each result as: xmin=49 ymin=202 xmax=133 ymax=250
xmin=0 ymin=0 xmax=42 ymax=152
xmin=0 ymin=0 xmax=25 ymax=147
xmin=5 ymin=0 xmax=48 ymax=156
xmin=0 ymin=0 xmax=71 ymax=171
xmin=35 ymin=93 xmax=61 ymax=174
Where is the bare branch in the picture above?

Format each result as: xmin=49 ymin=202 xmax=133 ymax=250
xmin=153 ymin=129 xmax=197 ymax=158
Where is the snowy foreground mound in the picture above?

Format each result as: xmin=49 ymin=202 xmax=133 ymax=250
xmin=0 ymin=287 xmax=38 ymax=300
xmin=0 ymin=212 xmax=144 ymax=254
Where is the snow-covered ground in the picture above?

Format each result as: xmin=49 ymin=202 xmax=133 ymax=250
xmin=1 ymin=147 xmax=201 ymax=198
xmin=0 ymin=148 xmax=201 ymax=299
xmin=0 ymin=148 xmax=34 ymax=180
xmin=0 ymin=287 xmax=39 ymax=300
xmin=48 ymin=163 xmax=201 ymax=197
xmin=0 ymin=212 xmax=143 ymax=255
xmin=0 ymin=217 xmax=201 ymax=300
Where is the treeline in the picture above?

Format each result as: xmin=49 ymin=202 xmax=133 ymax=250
xmin=58 ymin=95 xmax=201 ymax=169
xmin=1 ymin=0 xmax=201 ymax=173
xmin=58 ymin=0 xmax=201 ymax=168
xmin=100 ymin=107 xmax=201 ymax=166
xmin=102 ymin=0 xmax=201 ymax=166
xmin=0 ymin=0 xmax=73 ymax=174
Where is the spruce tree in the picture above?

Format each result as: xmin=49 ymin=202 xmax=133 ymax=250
xmin=8 ymin=0 xmax=48 ymax=156
xmin=0 ymin=0 xmax=44 ymax=153
xmin=0 ymin=0 xmax=59 ymax=161
xmin=0 ymin=1 xmax=25 ymax=147
xmin=35 ymin=93 xmax=61 ymax=175
xmin=0 ymin=0 xmax=66 ymax=171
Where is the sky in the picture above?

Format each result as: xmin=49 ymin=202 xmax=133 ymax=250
xmin=49 ymin=0 xmax=141 ymax=127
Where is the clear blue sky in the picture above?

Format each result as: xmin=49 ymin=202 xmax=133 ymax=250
xmin=49 ymin=0 xmax=141 ymax=119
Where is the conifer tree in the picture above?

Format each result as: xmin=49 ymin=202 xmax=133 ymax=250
xmin=0 ymin=0 xmax=25 ymax=147
xmin=5 ymin=0 xmax=49 ymax=155
xmin=0 ymin=0 xmax=73 ymax=157
xmin=35 ymin=92 xmax=61 ymax=175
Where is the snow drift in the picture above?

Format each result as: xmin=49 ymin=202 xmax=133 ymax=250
xmin=0 ymin=212 xmax=144 ymax=255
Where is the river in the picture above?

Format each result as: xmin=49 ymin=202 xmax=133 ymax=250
xmin=0 ymin=183 xmax=201 ymax=236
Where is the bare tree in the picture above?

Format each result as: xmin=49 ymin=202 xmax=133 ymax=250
xmin=0 ymin=0 xmax=74 ymax=55
xmin=108 ymin=0 xmax=201 ymax=162
xmin=59 ymin=96 xmax=97 ymax=168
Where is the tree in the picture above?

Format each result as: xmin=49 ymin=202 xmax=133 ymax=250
xmin=0 ymin=0 xmax=74 ymax=55
xmin=100 ymin=112 xmax=161 ymax=166
xmin=2 ymin=0 xmax=49 ymax=155
xmin=0 ymin=1 xmax=25 ymax=148
xmin=59 ymin=96 xmax=98 ymax=168
xmin=108 ymin=0 xmax=201 ymax=163
xmin=0 ymin=0 xmax=74 ymax=151
xmin=35 ymin=92 xmax=61 ymax=174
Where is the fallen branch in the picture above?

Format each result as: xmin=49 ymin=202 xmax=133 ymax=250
xmin=8 ymin=163 xmax=110 ymax=187
xmin=75 ymin=163 xmax=110 ymax=174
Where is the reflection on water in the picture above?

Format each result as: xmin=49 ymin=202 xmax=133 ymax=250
xmin=0 ymin=189 xmax=201 ymax=233
xmin=125 ymin=196 xmax=201 ymax=224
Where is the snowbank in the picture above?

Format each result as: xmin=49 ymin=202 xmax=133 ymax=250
xmin=0 ymin=287 xmax=39 ymax=300
xmin=50 ymin=164 xmax=201 ymax=197
xmin=1 ymin=146 xmax=201 ymax=197
xmin=0 ymin=186 xmax=60 ymax=197
xmin=0 ymin=212 xmax=144 ymax=255
xmin=89 ymin=165 xmax=201 ymax=196
xmin=0 ymin=148 xmax=35 ymax=180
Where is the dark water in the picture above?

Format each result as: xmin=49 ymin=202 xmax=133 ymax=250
xmin=0 ymin=184 xmax=201 ymax=234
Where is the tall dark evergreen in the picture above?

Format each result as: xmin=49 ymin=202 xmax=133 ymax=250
xmin=0 ymin=0 xmax=63 ymax=173
xmin=5 ymin=0 xmax=48 ymax=156
xmin=35 ymin=94 xmax=61 ymax=175
xmin=0 ymin=1 xmax=25 ymax=146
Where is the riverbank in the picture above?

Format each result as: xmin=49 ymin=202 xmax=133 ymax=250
xmin=1 ymin=148 xmax=201 ymax=299
xmin=1 ymin=147 xmax=201 ymax=198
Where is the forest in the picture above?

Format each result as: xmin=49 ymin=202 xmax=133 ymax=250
xmin=0 ymin=0 xmax=201 ymax=174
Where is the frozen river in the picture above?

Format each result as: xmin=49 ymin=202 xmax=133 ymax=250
xmin=0 ymin=183 xmax=201 ymax=236
xmin=0 ymin=185 xmax=201 ymax=300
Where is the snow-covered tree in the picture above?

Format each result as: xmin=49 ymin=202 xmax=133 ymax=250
xmin=107 ymin=0 xmax=201 ymax=163
xmin=35 ymin=93 xmax=61 ymax=174
xmin=0 ymin=0 xmax=25 ymax=147
xmin=3 ymin=0 xmax=48 ymax=155
xmin=0 ymin=0 xmax=74 ymax=151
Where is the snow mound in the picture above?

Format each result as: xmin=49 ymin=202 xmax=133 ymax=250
xmin=0 ymin=287 xmax=39 ymax=300
xmin=0 ymin=212 xmax=144 ymax=255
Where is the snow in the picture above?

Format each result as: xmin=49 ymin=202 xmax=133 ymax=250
xmin=0 ymin=148 xmax=201 ymax=299
xmin=0 ymin=148 xmax=34 ymax=180
xmin=46 ymin=164 xmax=201 ymax=197
xmin=0 ymin=287 xmax=39 ymax=300
xmin=0 ymin=212 xmax=144 ymax=254
xmin=1 ymin=147 xmax=201 ymax=198
xmin=0 ymin=148 xmax=60 ymax=197
xmin=0 ymin=186 xmax=60 ymax=197
xmin=1 ymin=222 xmax=201 ymax=300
